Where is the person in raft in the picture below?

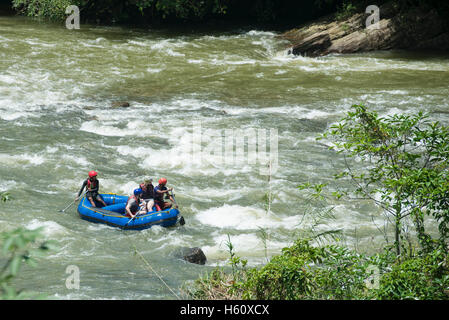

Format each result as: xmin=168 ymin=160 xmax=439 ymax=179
xmin=76 ymin=170 xmax=107 ymax=208
xmin=153 ymin=178 xmax=177 ymax=210
xmin=139 ymin=178 xmax=155 ymax=212
xmin=125 ymin=188 xmax=145 ymax=218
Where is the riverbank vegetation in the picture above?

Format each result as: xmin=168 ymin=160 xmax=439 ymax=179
xmin=9 ymin=0 xmax=449 ymax=27
xmin=9 ymin=0 xmax=341 ymax=25
xmin=187 ymin=106 xmax=449 ymax=300
xmin=189 ymin=237 xmax=449 ymax=299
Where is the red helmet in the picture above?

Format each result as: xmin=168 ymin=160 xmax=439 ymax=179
xmin=158 ymin=178 xmax=167 ymax=185
xmin=88 ymin=170 xmax=98 ymax=178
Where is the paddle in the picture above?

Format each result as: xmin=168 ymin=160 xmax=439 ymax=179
xmin=59 ymin=190 xmax=87 ymax=213
xmin=125 ymin=215 xmax=135 ymax=227
xmin=125 ymin=203 xmax=145 ymax=227
xmin=170 ymin=189 xmax=185 ymax=226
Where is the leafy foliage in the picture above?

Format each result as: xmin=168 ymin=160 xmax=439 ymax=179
xmin=189 ymin=237 xmax=449 ymax=300
xmin=1 ymin=192 xmax=10 ymax=203
xmin=239 ymin=239 xmax=373 ymax=300
xmin=0 ymin=193 xmax=56 ymax=299
xmin=313 ymin=104 xmax=449 ymax=256
xmin=11 ymin=0 xmax=449 ymax=25
xmin=0 ymin=228 xmax=57 ymax=299
xmin=10 ymin=0 xmax=348 ymax=24
xmin=12 ymin=0 xmax=73 ymax=21
xmin=375 ymin=248 xmax=449 ymax=299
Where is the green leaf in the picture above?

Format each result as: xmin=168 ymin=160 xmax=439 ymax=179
xmin=10 ymin=256 xmax=22 ymax=276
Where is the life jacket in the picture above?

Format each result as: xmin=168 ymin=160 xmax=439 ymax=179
xmin=126 ymin=195 xmax=139 ymax=206
xmin=126 ymin=195 xmax=142 ymax=215
xmin=87 ymin=178 xmax=97 ymax=191
xmin=140 ymin=183 xmax=154 ymax=199
xmin=153 ymin=185 xmax=166 ymax=202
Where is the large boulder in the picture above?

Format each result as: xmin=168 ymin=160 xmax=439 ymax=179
xmin=281 ymin=3 xmax=449 ymax=57
xmin=175 ymin=247 xmax=207 ymax=265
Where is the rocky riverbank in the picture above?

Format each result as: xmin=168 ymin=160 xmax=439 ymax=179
xmin=281 ymin=2 xmax=449 ymax=57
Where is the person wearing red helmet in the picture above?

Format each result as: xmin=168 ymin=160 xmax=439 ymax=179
xmin=153 ymin=178 xmax=177 ymax=211
xmin=76 ymin=170 xmax=107 ymax=208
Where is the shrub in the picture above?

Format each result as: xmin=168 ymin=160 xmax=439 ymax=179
xmin=374 ymin=248 xmax=449 ymax=300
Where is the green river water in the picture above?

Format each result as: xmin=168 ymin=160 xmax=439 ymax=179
xmin=1 ymin=15 xmax=449 ymax=299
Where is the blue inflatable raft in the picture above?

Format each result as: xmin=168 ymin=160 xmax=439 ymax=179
xmin=77 ymin=193 xmax=182 ymax=230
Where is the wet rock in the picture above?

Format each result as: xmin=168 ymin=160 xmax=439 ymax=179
xmin=281 ymin=3 xmax=449 ymax=57
xmin=111 ymin=101 xmax=130 ymax=108
xmin=175 ymin=247 xmax=207 ymax=265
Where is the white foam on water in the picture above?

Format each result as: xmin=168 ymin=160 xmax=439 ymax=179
xmin=22 ymin=154 xmax=47 ymax=165
xmin=246 ymin=30 xmax=277 ymax=37
xmin=215 ymin=103 xmax=335 ymax=119
xmin=275 ymin=70 xmax=287 ymax=75
xmin=86 ymin=223 xmax=115 ymax=231
xmin=0 ymin=153 xmax=47 ymax=167
xmin=127 ymin=39 xmax=150 ymax=47
xmin=149 ymin=39 xmax=186 ymax=57
xmin=146 ymin=67 xmax=164 ymax=73
xmin=202 ymin=233 xmax=262 ymax=259
xmin=116 ymin=145 xmax=154 ymax=158
xmin=202 ymin=232 xmax=290 ymax=264
xmin=378 ymin=90 xmax=409 ymax=95
xmin=89 ymin=178 xmax=142 ymax=196
xmin=185 ymin=186 xmax=253 ymax=201
xmin=60 ymin=154 xmax=91 ymax=167
xmin=195 ymin=204 xmax=300 ymax=231
xmin=45 ymin=146 xmax=59 ymax=153
xmin=0 ymin=112 xmax=29 ymax=121
xmin=0 ymin=180 xmax=18 ymax=192
xmin=25 ymin=219 xmax=69 ymax=237
xmin=109 ymin=121 xmax=277 ymax=177
xmin=145 ymin=225 xmax=166 ymax=237
xmin=187 ymin=59 xmax=204 ymax=64
xmin=267 ymin=50 xmax=449 ymax=74
xmin=79 ymin=120 xmax=152 ymax=137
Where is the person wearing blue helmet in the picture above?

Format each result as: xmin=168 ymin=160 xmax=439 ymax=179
xmin=125 ymin=188 xmax=145 ymax=218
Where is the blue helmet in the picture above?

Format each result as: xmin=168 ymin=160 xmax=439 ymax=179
xmin=134 ymin=188 xmax=143 ymax=196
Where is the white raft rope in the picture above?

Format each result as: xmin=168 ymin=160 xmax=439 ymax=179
xmin=132 ymin=244 xmax=181 ymax=300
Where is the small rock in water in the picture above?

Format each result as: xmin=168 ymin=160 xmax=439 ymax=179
xmin=111 ymin=101 xmax=130 ymax=108
xmin=176 ymin=247 xmax=207 ymax=265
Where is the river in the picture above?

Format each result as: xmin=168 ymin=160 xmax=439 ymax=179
xmin=1 ymin=15 xmax=449 ymax=299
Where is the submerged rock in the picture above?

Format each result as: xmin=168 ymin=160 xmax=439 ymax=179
xmin=281 ymin=3 xmax=449 ymax=57
xmin=111 ymin=101 xmax=130 ymax=108
xmin=175 ymin=247 xmax=207 ymax=265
